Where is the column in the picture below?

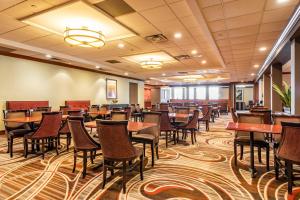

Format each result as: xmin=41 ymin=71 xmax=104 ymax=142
xmin=253 ymin=82 xmax=259 ymax=104
xmin=290 ymin=39 xmax=300 ymax=114
xmin=263 ymin=73 xmax=271 ymax=108
xmin=271 ymin=63 xmax=283 ymax=112
xmin=229 ymin=83 xmax=235 ymax=110
xmin=205 ymin=85 xmax=209 ymax=102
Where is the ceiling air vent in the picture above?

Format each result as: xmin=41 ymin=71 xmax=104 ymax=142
xmin=144 ymin=34 xmax=168 ymax=43
xmin=174 ymin=55 xmax=191 ymax=61
xmin=177 ymin=71 xmax=188 ymax=74
xmin=94 ymin=0 xmax=135 ymax=17
xmin=106 ymin=60 xmax=121 ymax=64
xmin=0 ymin=46 xmax=16 ymax=52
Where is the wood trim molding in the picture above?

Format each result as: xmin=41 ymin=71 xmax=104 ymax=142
xmin=0 ymin=51 xmax=144 ymax=81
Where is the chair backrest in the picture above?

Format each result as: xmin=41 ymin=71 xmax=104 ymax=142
xmin=112 ymin=107 xmax=122 ymax=111
xmin=185 ymin=110 xmax=199 ymax=129
xmin=111 ymin=111 xmax=127 ymax=120
xmin=89 ymin=106 xmax=99 ymax=112
xmin=32 ymin=112 xmax=62 ymax=138
xmin=60 ymin=106 xmax=69 ymax=115
xmin=250 ymin=109 xmax=271 ymax=124
xmin=143 ymin=112 xmax=161 ymax=136
xmin=36 ymin=106 xmax=51 ymax=112
xmin=202 ymin=106 xmax=212 ymax=120
xmin=130 ymin=104 xmax=136 ymax=113
xmin=100 ymin=105 xmax=108 ymax=112
xmin=272 ymin=114 xmax=300 ymax=125
xmin=160 ymin=111 xmax=173 ymax=131
xmin=3 ymin=110 xmax=27 ymax=129
xmin=237 ymin=113 xmax=264 ymax=124
xmin=277 ymin=122 xmax=300 ymax=162
xmin=67 ymin=110 xmax=83 ymax=116
xmin=68 ymin=116 xmax=99 ymax=150
xmin=97 ymin=120 xmax=136 ymax=160
xmin=136 ymin=104 xmax=141 ymax=113
xmin=230 ymin=107 xmax=238 ymax=123
xmin=124 ymin=107 xmax=131 ymax=120
xmin=159 ymin=103 xmax=169 ymax=111
xmin=175 ymin=107 xmax=189 ymax=114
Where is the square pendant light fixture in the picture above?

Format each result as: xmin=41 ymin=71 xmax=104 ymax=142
xmin=21 ymin=0 xmax=136 ymax=48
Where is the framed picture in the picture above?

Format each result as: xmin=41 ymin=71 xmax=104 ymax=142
xmin=236 ymin=89 xmax=244 ymax=102
xmin=106 ymin=79 xmax=117 ymax=99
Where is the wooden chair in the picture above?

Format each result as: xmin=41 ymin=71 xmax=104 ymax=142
xmin=198 ymin=106 xmax=212 ymax=131
xmin=131 ymin=112 xmax=161 ymax=167
xmin=160 ymin=111 xmax=176 ymax=148
xmin=68 ymin=116 xmax=101 ymax=178
xmin=3 ymin=110 xmax=31 ymax=157
xmin=111 ymin=111 xmax=127 ymax=120
xmin=96 ymin=120 xmax=144 ymax=193
xmin=177 ymin=110 xmax=199 ymax=145
xmin=275 ymin=122 xmax=300 ymax=194
xmin=24 ymin=112 xmax=62 ymax=159
xmin=234 ymin=113 xmax=270 ymax=171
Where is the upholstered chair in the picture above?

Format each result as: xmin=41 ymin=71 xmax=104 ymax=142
xmin=111 ymin=111 xmax=127 ymax=120
xmin=198 ymin=106 xmax=212 ymax=131
xmin=3 ymin=110 xmax=31 ymax=157
xmin=124 ymin=107 xmax=132 ymax=120
xmin=160 ymin=111 xmax=176 ymax=148
xmin=68 ymin=116 xmax=101 ymax=178
xmin=24 ymin=112 xmax=62 ymax=159
xmin=177 ymin=110 xmax=199 ymax=144
xmin=131 ymin=112 xmax=161 ymax=167
xmin=96 ymin=120 xmax=144 ymax=193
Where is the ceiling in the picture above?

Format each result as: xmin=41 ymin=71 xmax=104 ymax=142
xmin=0 ymin=0 xmax=298 ymax=85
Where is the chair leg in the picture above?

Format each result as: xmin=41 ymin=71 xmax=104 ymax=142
xmin=287 ymin=161 xmax=293 ymax=194
xmin=24 ymin=138 xmax=28 ymax=158
xmin=165 ymin=131 xmax=168 ymax=148
xmin=194 ymin=130 xmax=197 ymax=142
xmin=197 ymin=120 xmax=200 ymax=130
xmin=82 ymin=150 xmax=87 ymax=178
xmin=266 ymin=145 xmax=270 ymax=171
xmin=155 ymin=144 xmax=159 ymax=159
xmin=73 ymin=150 xmax=77 ymax=173
xmin=122 ymin=161 xmax=127 ymax=194
xmin=143 ymin=143 xmax=146 ymax=156
xmin=9 ymin=137 xmax=13 ymax=158
xmin=173 ymin=131 xmax=176 ymax=144
xmin=240 ymin=145 xmax=244 ymax=160
xmin=140 ymin=155 xmax=144 ymax=180
xmin=102 ymin=163 xmax=107 ymax=189
xmin=55 ymin=138 xmax=59 ymax=155
xmin=41 ymin=139 xmax=45 ymax=159
xmin=151 ymin=143 xmax=155 ymax=167
xmin=258 ymin=147 xmax=262 ymax=163
xmin=90 ymin=150 xmax=94 ymax=164
xmin=191 ymin=130 xmax=194 ymax=145
xmin=7 ymin=139 xmax=9 ymax=153
xmin=234 ymin=142 xmax=237 ymax=166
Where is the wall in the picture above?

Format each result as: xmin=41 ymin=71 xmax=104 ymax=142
xmin=150 ymin=88 xmax=161 ymax=105
xmin=0 ymin=55 xmax=144 ymax=130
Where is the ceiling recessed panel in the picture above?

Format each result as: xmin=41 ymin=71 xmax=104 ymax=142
xmin=21 ymin=1 xmax=136 ymax=41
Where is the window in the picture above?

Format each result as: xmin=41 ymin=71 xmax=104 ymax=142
xmin=173 ymin=87 xmax=185 ymax=99
xmin=209 ymin=86 xmax=219 ymax=100
xmin=161 ymin=87 xmax=171 ymax=102
xmin=195 ymin=86 xmax=206 ymax=99
xmin=188 ymin=87 xmax=195 ymax=100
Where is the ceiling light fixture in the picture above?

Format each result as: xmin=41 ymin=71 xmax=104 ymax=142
xmin=45 ymin=54 xmax=52 ymax=58
xmin=124 ymin=72 xmax=129 ymax=76
xmin=254 ymin=64 xmax=259 ymax=68
xmin=201 ymin=60 xmax=207 ymax=64
xmin=251 ymin=73 xmax=255 ymax=76
xmin=191 ymin=50 xmax=197 ymax=55
xmin=118 ymin=43 xmax=125 ymax=48
xmin=174 ymin=32 xmax=182 ymax=39
xmin=259 ymin=47 xmax=267 ymax=52
xmin=95 ymin=65 xmax=101 ymax=69
xmin=140 ymin=59 xmax=162 ymax=69
xmin=64 ymin=26 xmax=105 ymax=48
xmin=162 ymin=73 xmax=166 ymax=76
xmin=277 ymin=0 xmax=288 ymax=3
xmin=184 ymin=78 xmax=197 ymax=82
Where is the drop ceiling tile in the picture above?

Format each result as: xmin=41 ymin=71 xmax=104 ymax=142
xmin=259 ymin=20 xmax=287 ymax=33
xmin=213 ymin=31 xmax=228 ymax=40
xmin=24 ymin=34 xmax=64 ymax=47
xmin=153 ymin=19 xmax=185 ymax=34
xmin=123 ymin=0 xmax=165 ymax=11
xmin=225 ymin=12 xmax=262 ymax=29
xmin=265 ymin=0 xmax=299 ymax=10
xmin=169 ymin=0 xmax=192 ymax=18
xmin=223 ymin=0 xmax=264 ymax=18
xmin=140 ymin=5 xmax=177 ymax=23
xmin=179 ymin=15 xmax=199 ymax=28
xmin=228 ymin=25 xmax=260 ymax=38
xmin=257 ymin=31 xmax=281 ymax=41
xmin=0 ymin=0 xmax=24 ymax=10
xmin=197 ymin=0 xmax=221 ymax=8
xmin=0 ymin=14 xmax=27 ymax=34
xmin=208 ymin=20 xmax=227 ymax=32
xmin=43 ymin=0 xmax=71 ymax=6
xmin=230 ymin=35 xmax=257 ymax=45
xmin=216 ymin=39 xmax=231 ymax=47
xmin=202 ymin=4 xmax=224 ymax=22
xmin=262 ymin=5 xmax=296 ymax=23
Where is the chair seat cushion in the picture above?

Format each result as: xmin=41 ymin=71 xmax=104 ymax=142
xmin=132 ymin=134 xmax=158 ymax=143
xmin=8 ymin=129 xmax=31 ymax=137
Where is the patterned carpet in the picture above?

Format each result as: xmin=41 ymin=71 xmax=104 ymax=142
xmin=0 ymin=115 xmax=299 ymax=200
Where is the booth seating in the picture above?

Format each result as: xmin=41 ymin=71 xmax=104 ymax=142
xmin=6 ymin=101 xmax=49 ymax=111
xmin=65 ymin=100 xmax=90 ymax=111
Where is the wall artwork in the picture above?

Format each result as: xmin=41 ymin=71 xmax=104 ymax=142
xmin=106 ymin=79 xmax=117 ymax=99
xmin=236 ymin=88 xmax=244 ymax=102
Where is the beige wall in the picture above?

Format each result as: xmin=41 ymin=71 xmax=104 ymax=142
xmin=0 ymin=55 xmax=144 ymax=130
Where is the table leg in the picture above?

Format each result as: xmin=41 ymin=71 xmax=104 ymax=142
xmin=249 ymin=131 xmax=256 ymax=178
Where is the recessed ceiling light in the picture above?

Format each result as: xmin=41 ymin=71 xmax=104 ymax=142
xmin=191 ymin=50 xmax=197 ymax=55
xmin=174 ymin=32 xmax=182 ymax=39
xmin=118 ymin=43 xmax=125 ymax=48
xmin=201 ymin=60 xmax=207 ymax=64
xmin=241 ymin=80 xmax=244 ymax=83
xmin=253 ymin=64 xmax=259 ymax=68
xmin=203 ymin=70 xmax=207 ymax=73
xmin=277 ymin=0 xmax=288 ymax=3
xmin=95 ymin=65 xmax=101 ymax=69
xmin=45 ymin=54 xmax=52 ymax=58
xmin=162 ymin=73 xmax=166 ymax=76
xmin=124 ymin=72 xmax=128 ymax=76
xmin=259 ymin=47 xmax=267 ymax=51
xmin=251 ymin=73 xmax=255 ymax=76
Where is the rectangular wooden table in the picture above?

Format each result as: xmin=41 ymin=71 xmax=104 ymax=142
xmin=226 ymin=122 xmax=282 ymax=177
xmin=168 ymin=113 xmax=193 ymax=119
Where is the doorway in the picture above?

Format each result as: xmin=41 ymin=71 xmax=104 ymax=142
xmin=129 ymin=82 xmax=138 ymax=104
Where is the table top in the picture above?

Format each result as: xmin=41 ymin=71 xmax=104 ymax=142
xmin=168 ymin=113 xmax=192 ymax=118
xmin=88 ymin=111 xmax=111 ymax=115
xmin=3 ymin=115 xmax=69 ymax=123
xmin=226 ymin=122 xmax=282 ymax=134
xmin=85 ymin=121 xmax=156 ymax=132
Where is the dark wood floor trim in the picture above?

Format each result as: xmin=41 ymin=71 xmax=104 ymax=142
xmin=0 ymin=51 xmax=144 ymax=82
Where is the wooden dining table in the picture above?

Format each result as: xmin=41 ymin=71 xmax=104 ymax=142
xmin=226 ymin=122 xmax=282 ymax=177
xmin=168 ymin=113 xmax=193 ymax=119
xmin=88 ymin=110 xmax=111 ymax=116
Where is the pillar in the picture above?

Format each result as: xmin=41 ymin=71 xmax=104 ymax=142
xmin=263 ymin=73 xmax=271 ymax=108
xmin=291 ymin=39 xmax=300 ymax=114
xmin=271 ymin=63 xmax=283 ymax=112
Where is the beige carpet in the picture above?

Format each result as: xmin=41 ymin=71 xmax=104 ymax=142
xmin=0 ymin=115 xmax=299 ymax=200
